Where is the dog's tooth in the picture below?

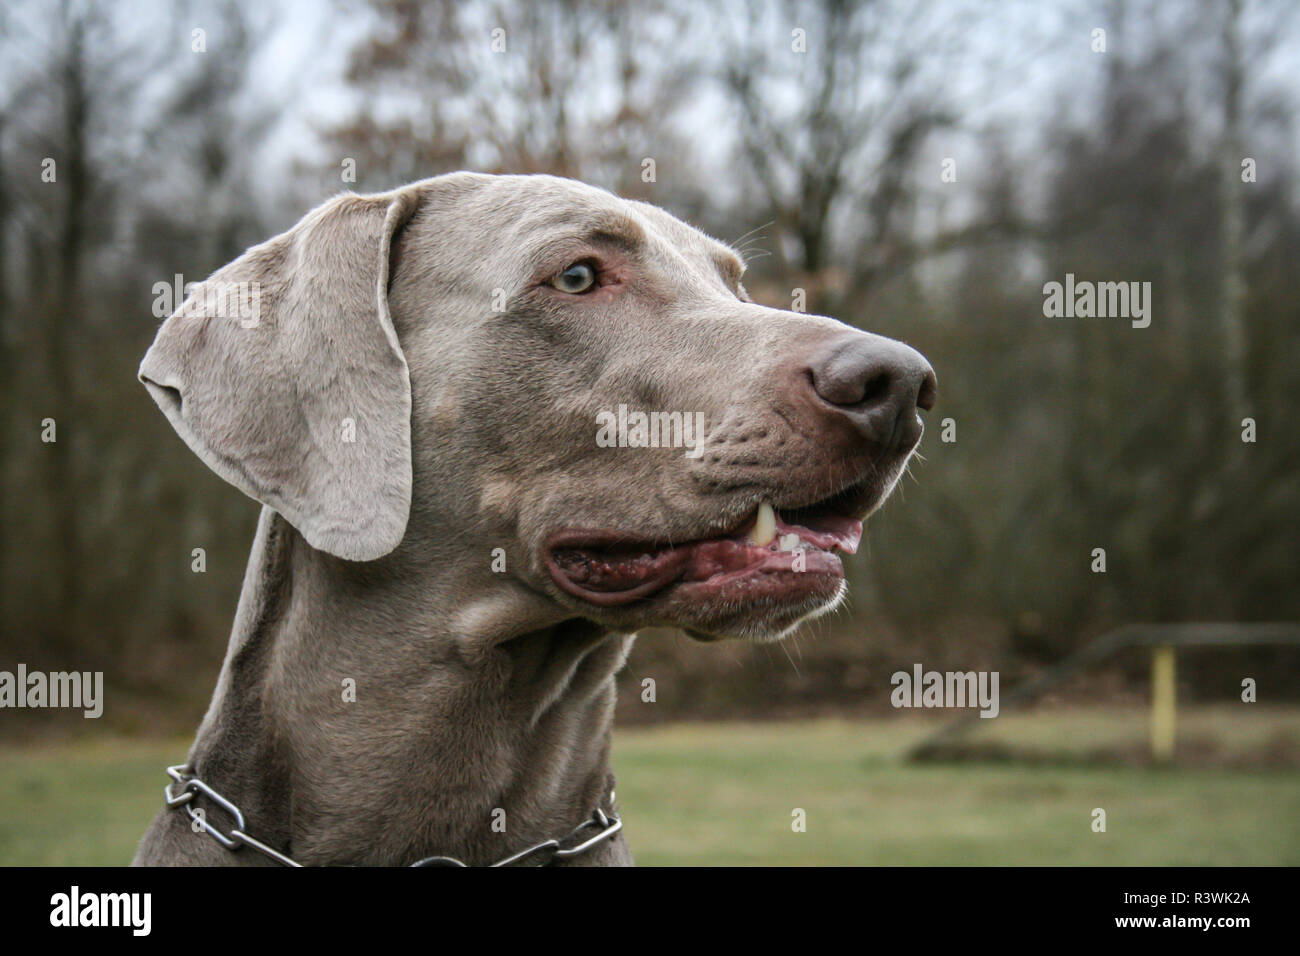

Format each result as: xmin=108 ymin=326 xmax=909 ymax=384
xmin=778 ymin=533 xmax=801 ymax=552
xmin=748 ymin=501 xmax=777 ymax=546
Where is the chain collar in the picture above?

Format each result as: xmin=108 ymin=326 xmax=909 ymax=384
xmin=163 ymin=764 xmax=623 ymax=867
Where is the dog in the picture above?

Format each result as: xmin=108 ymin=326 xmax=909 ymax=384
xmin=133 ymin=172 xmax=935 ymax=865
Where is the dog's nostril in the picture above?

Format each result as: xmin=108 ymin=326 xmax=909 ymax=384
xmin=917 ymin=369 xmax=938 ymax=412
xmin=809 ymin=362 xmax=877 ymax=408
xmin=859 ymin=372 xmax=891 ymax=407
xmin=809 ymin=345 xmax=913 ymax=412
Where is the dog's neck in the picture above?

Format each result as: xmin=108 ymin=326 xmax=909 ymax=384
xmin=181 ymin=507 xmax=634 ymax=866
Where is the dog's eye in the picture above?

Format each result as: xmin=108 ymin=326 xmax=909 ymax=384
xmin=552 ymin=261 xmax=598 ymax=294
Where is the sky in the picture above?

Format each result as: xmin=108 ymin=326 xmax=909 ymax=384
xmin=4 ymin=0 xmax=1296 ymax=219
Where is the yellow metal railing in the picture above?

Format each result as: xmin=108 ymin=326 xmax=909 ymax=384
xmin=1150 ymin=644 xmax=1177 ymax=762
xmin=907 ymin=623 xmax=1300 ymax=764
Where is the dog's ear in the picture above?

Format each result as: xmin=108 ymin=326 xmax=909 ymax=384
xmin=139 ymin=188 xmax=422 ymax=561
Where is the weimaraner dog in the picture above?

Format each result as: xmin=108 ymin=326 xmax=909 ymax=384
xmin=133 ymin=172 xmax=935 ymax=866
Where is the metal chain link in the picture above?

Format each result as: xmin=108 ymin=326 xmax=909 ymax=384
xmin=163 ymin=764 xmax=622 ymax=867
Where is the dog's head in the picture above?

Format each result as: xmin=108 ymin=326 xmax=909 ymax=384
xmin=141 ymin=172 xmax=934 ymax=643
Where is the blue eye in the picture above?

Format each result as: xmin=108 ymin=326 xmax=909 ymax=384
xmin=552 ymin=261 xmax=598 ymax=294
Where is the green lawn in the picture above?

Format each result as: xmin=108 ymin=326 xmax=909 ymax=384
xmin=3 ymin=706 xmax=1298 ymax=865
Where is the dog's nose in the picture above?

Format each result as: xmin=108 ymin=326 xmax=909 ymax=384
xmin=804 ymin=333 xmax=937 ymax=452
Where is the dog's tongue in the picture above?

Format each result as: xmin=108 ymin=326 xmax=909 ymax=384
xmin=774 ymin=512 xmax=863 ymax=555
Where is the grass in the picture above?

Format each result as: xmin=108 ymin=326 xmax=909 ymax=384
xmin=2 ymin=706 xmax=1298 ymax=865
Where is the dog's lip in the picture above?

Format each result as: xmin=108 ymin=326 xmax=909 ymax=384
xmin=545 ymin=532 xmax=695 ymax=606
xmin=543 ymin=495 xmax=866 ymax=607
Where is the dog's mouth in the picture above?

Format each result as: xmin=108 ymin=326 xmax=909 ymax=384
xmin=545 ymin=483 xmax=871 ymax=608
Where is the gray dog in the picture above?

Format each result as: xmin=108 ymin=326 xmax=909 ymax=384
xmin=133 ymin=172 xmax=935 ymax=866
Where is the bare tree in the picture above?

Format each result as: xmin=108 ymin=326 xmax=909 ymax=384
xmin=324 ymin=0 xmax=699 ymax=195
xmin=716 ymin=0 xmax=974 ymax=309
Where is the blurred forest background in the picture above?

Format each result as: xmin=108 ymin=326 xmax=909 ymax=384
xmin=1 ymin=0 xmax=1298 ymax=737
